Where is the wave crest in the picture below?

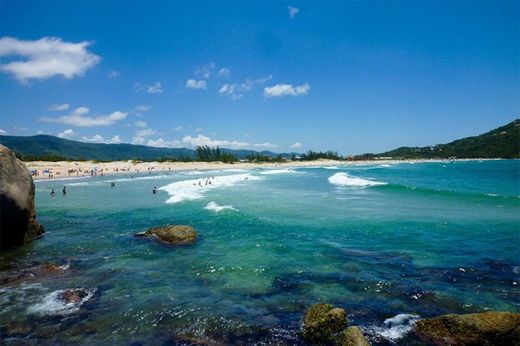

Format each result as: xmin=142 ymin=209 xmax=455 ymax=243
xmin=328 ymin=172 xmax=387 ymax=187
xmin=204 ymin=202 xmax=238 ymax=212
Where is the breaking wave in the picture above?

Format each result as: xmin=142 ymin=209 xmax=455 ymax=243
xmin=328 ymin=172 xmax=387 ymax=187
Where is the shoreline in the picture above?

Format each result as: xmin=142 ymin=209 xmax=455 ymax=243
xmin=26 ymin=158 xmax=502 ymax=181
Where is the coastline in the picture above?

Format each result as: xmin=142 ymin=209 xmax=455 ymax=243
xmin=25 ymin=158 xmax=498 ymax=181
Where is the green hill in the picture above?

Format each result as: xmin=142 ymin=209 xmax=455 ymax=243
xmin=0 ymin=135 xmax=287 ymax=161
xmin=364 ymin=119 xmax=520 ymax=159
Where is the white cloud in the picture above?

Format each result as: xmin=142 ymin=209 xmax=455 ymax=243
xmin=147 ymin=138 xmax=181 ymax=148
xmin=81 ymin=134 xmax=105 ymax=143
xmin=0 ymin=129 xmax=6 ymax=134
xmin=288 ymin=6 xmax=299 ymax=18
xmin=218 ymin=68 xmax=230 ymax=77
xmin=264 ymin=83 xmax=310 ymax=98
xmin=107 ymin=70 xmax=120 ymax=78
xmin=0 ymin=36 xmax=100 ymax=82
xmin=133 ymin=105 xmax=151 ymax=116
xmin=174 ymin=125 xmax=183 ymax=131
xmin=290 ymin=142 xmax=302 ymax=149
xmin=185 ymin=79 xmax=207 ymax=90
xmin=134 ymin=120 xmax=147 ymax=128
xmin=195 ymin=62 xmax=216 ymax=79
xmin=41 ymin=107 xmax=127 ymax=127
xmin=135 ymin=128 xmax=156 ymax=137
xmin=108 ymin=135 xmax=121 ymax=144
xmin=219 ymin=75 xmax=272 ymax=99
xmin=135 ymin=82 xmax=163 ymax=94
xmin=48 ymin=103 xmax=69 ymax=111
xmin=196 ymin=127 xmax=203 ymax=132
xmin=132 ymin=136 xmax=145 ymax=145
xmin=181 ymin=134 xmax=279 ymax=150
xmin=146 ymin=82 xmax=163 ymax=94
xmin=57 ymin=128 xmax=76 ymax=139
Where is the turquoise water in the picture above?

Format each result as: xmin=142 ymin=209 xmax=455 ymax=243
xmin=1 ymin=160 xmax=519 ymax=344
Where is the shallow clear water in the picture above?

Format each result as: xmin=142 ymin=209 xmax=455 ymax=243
xmin=1 ymin=160 xmax=519 ymax=344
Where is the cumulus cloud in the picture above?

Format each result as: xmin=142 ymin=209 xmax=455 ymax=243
xmin=185 ymin=79 xmax=207 ymax=90
xmin=40 ymin=106 xmax=127 ymax=127
xmin=135 ymin=82 xmax=163 ymax=94
xmin=107 ymin=70 xmax=120 ymax=78
xmin=57 ymin=128 xmax=76 ymax=139
xmin=0 ymin=129 xmax=7 ymax=134
xmin=135 ymin=128 xmax=156 ymax=137
xmin=195 ymin=62 xmax=216 ymax=79
xmin=81 ymin=134 xmax=105 ymax=143
xmin=108 ymin=135 xmax=121 ymax=144
xmin=218 ymin=68 xmax=230 ymax=77
xmin=219 ymin=75 xmax=272 ymax=99
xmin=289 ymin=142 xmax=302 ymax=149
xmin=147 ymin=138 xmax=181 ymax=148
xmin=288 ymin=6 xmax=299 ymax=18
xmin=132 ymin=136 xmax=145 ymax=145
xmin=264 ymin=83 xmax=310 ymax=97
xmin=181 ymin=134 xmax=279 ymax=150
xmin=134 ymin=120 xmax=147 ymax=128
xmin=0 ymin=36 xmax=100 ymax=82
xmin=48 ymin=103 xmax=69 ymax=111
xmin=133 ymin=105 xmax=151 ymax=116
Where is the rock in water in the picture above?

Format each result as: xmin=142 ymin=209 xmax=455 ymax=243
xmin=0 ymin=145 xmax=44 ymax=250
xmin=338 ymin=326 xmax=370 ymax=346
xmin=415 ymin=311 xmax=520 ymax=345
xmin=302 ymin=303 xmax=347 ymax=343
xmin=136 ymin=225 xmax=197 ymax=245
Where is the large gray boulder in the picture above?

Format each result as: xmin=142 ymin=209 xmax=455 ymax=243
xmin=0 ymin=145 xmax=44 ymax=250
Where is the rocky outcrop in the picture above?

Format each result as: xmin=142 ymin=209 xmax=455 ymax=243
xmin=338 ymin=326 xmax=370 ymax=346
xmin=135 ymin=225 xmax=197 ymax=245
xmin=0 ymin=145 xmax=44 ymax=250
xmin=415 ymin=311 xmax=520 ymax=345
xmin=0 ymin=262 xmax=67 ymax=286
xmin=302 ymin=303 xmax=348 ymax=343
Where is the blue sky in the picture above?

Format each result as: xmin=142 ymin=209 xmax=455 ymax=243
xmin=0 ymin=1 xmax=518 ymax=154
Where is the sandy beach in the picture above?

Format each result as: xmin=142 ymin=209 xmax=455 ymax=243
xmin=24 ymin=158 xmax=460 ymax=181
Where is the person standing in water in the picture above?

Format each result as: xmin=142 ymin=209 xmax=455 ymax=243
xmin=152 ymin=186 xmax=157 ymax=194
xmin=50 ymin=189 xmax=56 ymax=196
xmin=62 ymin=186 xmax=67 ymax=195
xmin=111 ymin=182 xmax=115 ymax=188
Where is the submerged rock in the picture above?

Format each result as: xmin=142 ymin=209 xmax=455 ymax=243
xmin=302 ymin=303 xmax=347 ymax=343
xmin=136 ymin=225 xmax=197 ymax=245
xmin=415 ymin=311 xmax=520 ymax=345
xmin=0 ymin=144 xmax=44 ymax=250
xmin=338 ymin=326 xmax=370 ymax=346
xmin=0 ymin=262 xmax=68 ymax=286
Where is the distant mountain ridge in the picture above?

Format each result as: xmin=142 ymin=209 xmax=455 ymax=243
xmin=0 ymin=135 xmax=289 ymax=161
xmin=364 ymin=119 xmax=520 ymax=159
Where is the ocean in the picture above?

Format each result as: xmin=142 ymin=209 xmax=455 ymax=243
xmin=1 ymin=160 xmax=519 ymax=344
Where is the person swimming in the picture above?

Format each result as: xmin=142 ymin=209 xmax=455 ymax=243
xmin=50 ymin=189 xmax=56 ymax=196
xmin=111 ymin=182 xmax=115 ymax=188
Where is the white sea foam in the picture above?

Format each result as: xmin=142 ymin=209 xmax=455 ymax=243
xmin=363 ymin=314 xmax=420 ymax=341
xmin=379 ymin=164 xmax=392 ymax=167
xmin=259 ymin=168 xmax=300 ymax=175
xmin=323 ymin=166 xmax=340 ymax=170
xmin=204 ymin=201 xmax=237 ymax=212
xmin=159 ymin=173 xmax=260 ymax=203
xmin=328 ymin=172 xmax=387 ymax=187
xmin=27 ymin=288 xmax=96 ymax=316
xmin=184 ymin=169 xmax=249 ymax=175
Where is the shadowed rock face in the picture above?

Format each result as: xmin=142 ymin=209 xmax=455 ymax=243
xmin=0 ymin=145 xmax=44 ymax=250
xmin=135 ymin=225 xmax=197 ymax=245
xmin=415 ymin=311 xmax=520 ymax=346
